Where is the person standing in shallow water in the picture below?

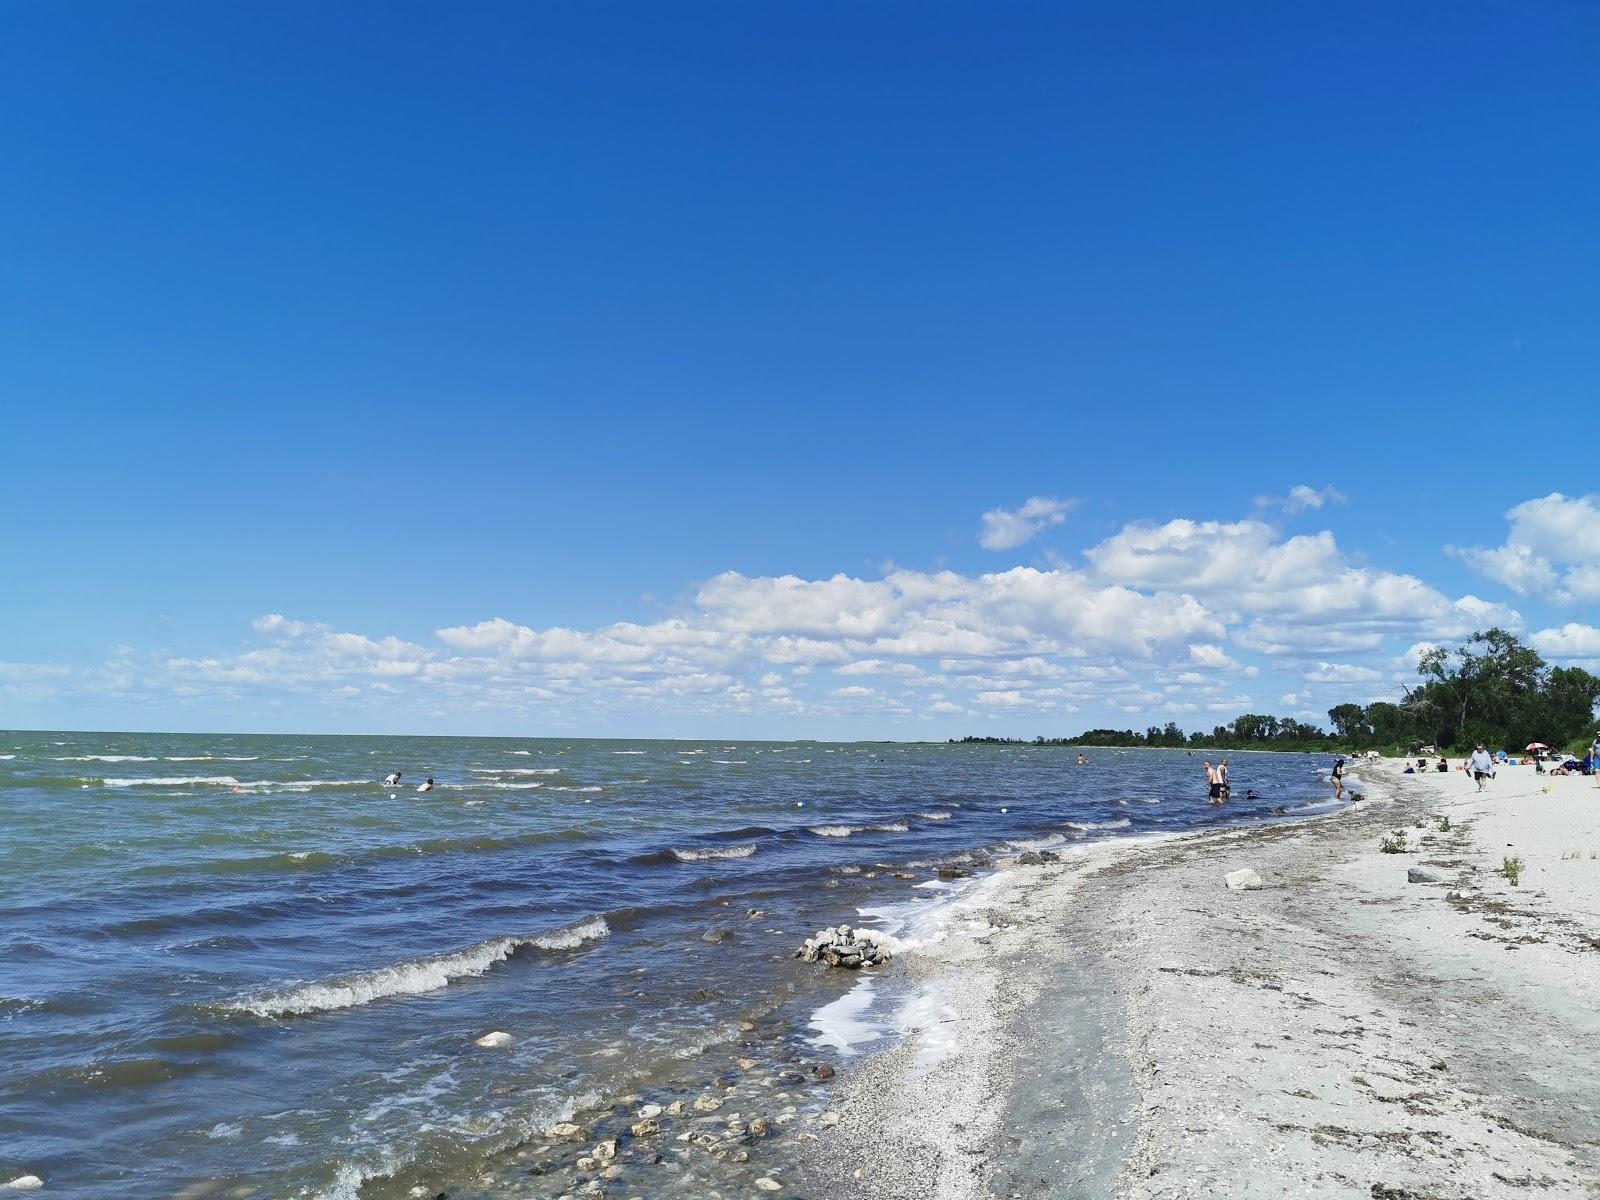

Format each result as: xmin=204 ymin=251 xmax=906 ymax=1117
xmin=1331 ymin=757 xmax=1345 ymax=800
xmin=1204 ymin=760 xmax=1224 ymax=804
xmin=1218 ymin=758 xmax=1231 ymax=800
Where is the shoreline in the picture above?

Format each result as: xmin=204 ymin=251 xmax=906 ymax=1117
xmin=812 ymin=760 xmax=1600 ymax=1198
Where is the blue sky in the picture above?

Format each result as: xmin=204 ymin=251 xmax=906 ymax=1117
xmin=4 ymin=2 xmax=1599 ymax=737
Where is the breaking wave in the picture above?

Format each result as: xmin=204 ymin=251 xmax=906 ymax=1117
xmin=809 ymin=822 xmax=910 ymax=838
xmin=668 ymin=844 xmax=756 ymax=862
xmin=221 ymin=918 xmax=610 ymax=1017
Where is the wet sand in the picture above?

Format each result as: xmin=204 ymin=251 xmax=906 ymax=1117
xmin=816 ymin=759 xmax=1600 ymax=1198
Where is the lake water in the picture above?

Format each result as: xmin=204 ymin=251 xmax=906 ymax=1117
xmin=0 ymin=732 xmax=1343 ymax=1197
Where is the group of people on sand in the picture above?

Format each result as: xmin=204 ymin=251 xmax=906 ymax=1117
xmin=383 ymin=771 xmax=434 ymax=793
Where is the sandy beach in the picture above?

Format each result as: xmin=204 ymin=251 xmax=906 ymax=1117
xmin=816 ymin=759 xmax=1600 ymax=1198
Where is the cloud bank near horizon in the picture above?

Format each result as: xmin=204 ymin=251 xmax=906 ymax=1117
xmin=8 ymin=486 xmax=1596 ymax=735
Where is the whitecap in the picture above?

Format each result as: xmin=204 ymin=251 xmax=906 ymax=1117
xmin=711 ymin=759 xmax=747 ymax=765
xmin=470 ymin=767 xmax=559 ymax=776
xmin=103 ymin=775 xmax=242 ymax=788
xmin=54 ymin=754 xmax=158 ymax=762
xmin=612 ymin=750 xmax=646 ymax=755
xmin=669 ymin=844 xmax=756 ymax=862
xmin=809 ymin=822 xmax=908 ymax=838
xmin=223 ymin=919 xmax=609 ymax=1017
xmin=480 ymin=782 xmax=544 ymax=790
xmin=1065 ymin=818 xmax=1132 ymax=832
xmin=918 ymin=811 xmax=951 ymax=821
xmin=163 ymin=756 xmax=259 ymax=762
xmin=551 ymin=786 xmax=602 ymax=793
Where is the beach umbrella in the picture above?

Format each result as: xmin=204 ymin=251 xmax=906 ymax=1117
xmin=1526 ymin=742 xmax=1549 ymax=751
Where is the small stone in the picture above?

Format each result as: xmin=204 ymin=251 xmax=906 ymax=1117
xmin=409 ymin=1190 xmax=429 ymax=1198
xmin=593 ymin=1138 xmax=617 ymax=1159
xmin=693 ymin=1095 xmax=722 ymax=1112
xmin=755 ymin=1178 xmax=782 ymax=1191
xmin=818 ymin=1111 xmax=840 ymax=1126
xmin=748 ymin=1117 xmax=770 ymax=1137
xmin=475 ymin=1031 xmax=513 ymax=1048
xmin=812 ymin=1064 xmax=835 ymax=1081
xmin=1407 ymin=867 xmax=1443 ymax=884
xmin=665 ymin=1100 xmax=686 ymax=1116
xmin=544 ymin=1122 xmax=585 ymax=1141
xmin=576 ymin=1156 xmax=598 ymax=1171
xmin=637 ymin=1103 xmax=663 ymax=1119
xmin=629 ymin=1119 xmax=660 ymax=1137
xmin=1224 ymin=868 xmax=1264 ymax=891
xmin=601 ymin=1165 xmax=623 ymax=1180
xmin=735 ymin=1057 xmax=757 ymax=1070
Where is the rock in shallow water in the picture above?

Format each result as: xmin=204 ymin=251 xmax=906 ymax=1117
xmin=793 ymin=924 xmax=893 ymax=968
xmin=2 ymin=1179 xmax=44 ymax=1193
xmin=474 ymin=1031 xmax=513 ymax=1048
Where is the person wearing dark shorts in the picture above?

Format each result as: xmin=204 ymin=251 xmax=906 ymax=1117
xmin=1205 ymin=760 xmax=1223 ymax=803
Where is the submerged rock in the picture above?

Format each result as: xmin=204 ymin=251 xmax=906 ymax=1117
xmin=474 ymin=1031 xmax=513 ymax=1048
xmin=1224 ymin=868 xmax=1265 ymax=891
xmin=543 ymin=1121 xmax=585 ymax=1141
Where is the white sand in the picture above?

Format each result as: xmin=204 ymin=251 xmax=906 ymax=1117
xmin=815 ymin=761 xmax=1600 ymax=1198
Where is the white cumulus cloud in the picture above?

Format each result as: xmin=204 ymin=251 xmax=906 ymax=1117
xmin=978 ymin=496 xmax=1077 ymax=551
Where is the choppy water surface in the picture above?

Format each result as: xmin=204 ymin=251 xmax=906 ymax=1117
xmin=0 ymin=733 xmax=1342 ymax=1197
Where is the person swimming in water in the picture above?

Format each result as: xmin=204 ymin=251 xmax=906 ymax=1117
xmin=1244 ymin=788 xmax=1258 ymax=800
xmin=417 ymin=778 xmax=434 ymax=793
xmin=383 ymin=772 xmax=402 ymax=787
xmin=1076 ymin=754 xmax=1087 ymax=765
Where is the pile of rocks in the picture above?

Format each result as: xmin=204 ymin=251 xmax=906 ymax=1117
xmin=793 ymin=924 xmax=894 ymax=968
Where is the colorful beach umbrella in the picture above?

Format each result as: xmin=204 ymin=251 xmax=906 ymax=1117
xmin=1525 ymin=742 xmax=1549 ymax=751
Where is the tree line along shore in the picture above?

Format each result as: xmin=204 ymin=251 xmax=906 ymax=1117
xmin=952 ymin=628 xmax=1600 ymax=758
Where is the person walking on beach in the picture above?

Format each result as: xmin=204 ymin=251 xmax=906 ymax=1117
xmin=1469 ymin=744 xmax=1495 ymax=792
xmin=1331 ymin=757 xmax=1345 ymax=801
xmin=1204 ymin=760 xmax=1224 ymax=804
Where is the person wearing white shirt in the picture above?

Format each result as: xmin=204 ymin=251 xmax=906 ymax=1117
xmin=1468 ymin=744 xmax=1495 ymax=792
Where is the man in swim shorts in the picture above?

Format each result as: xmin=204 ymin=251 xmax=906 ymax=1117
xmin=1204 ymin=761 xmax=1223 ymax=803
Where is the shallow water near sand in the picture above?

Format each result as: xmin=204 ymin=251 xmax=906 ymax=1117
xmin=0 ymin=733 xmax=1345 ymax=1197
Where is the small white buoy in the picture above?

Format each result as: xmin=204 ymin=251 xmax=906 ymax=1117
xmin=475 ymin=1031 xmax=513 ymax=1048
xmin=1001 ymin=807 xmax=1008 ymax=813
xmin=389 ymin=793 xmax=397 ymax=801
